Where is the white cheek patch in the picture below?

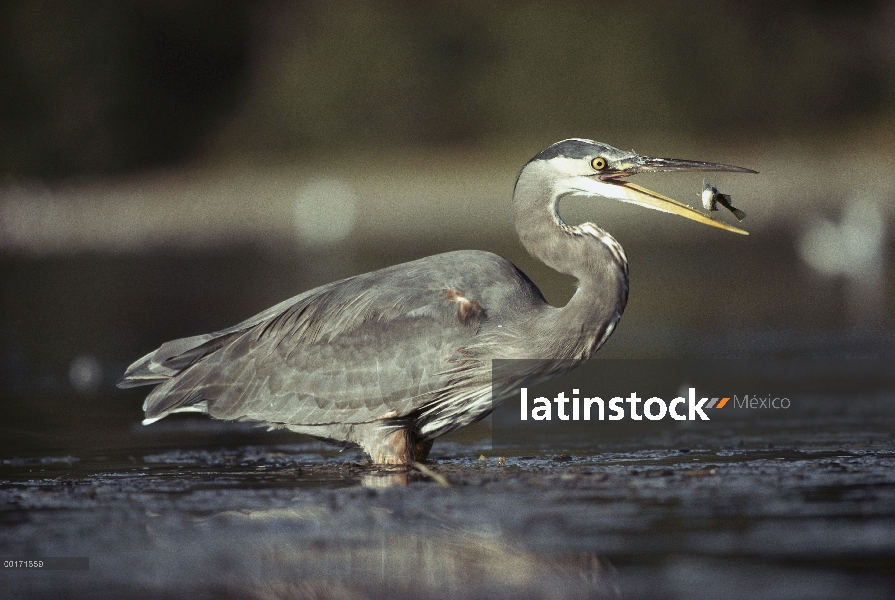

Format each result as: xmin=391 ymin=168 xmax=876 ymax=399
xmin=554 ymin=176 xmax=602 ymax=198
xmin=549 ymin=157 xmax=591 ymax=177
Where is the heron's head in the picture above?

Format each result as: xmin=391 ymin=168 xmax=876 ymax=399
xmin=527 ymin=139 xmax=757 ymax=235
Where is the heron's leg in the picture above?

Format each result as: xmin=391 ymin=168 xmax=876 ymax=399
xmin=364 ymin=428 xmax=433 ymax=465
xmin=366 ymin=428 xmax=414 ymax=465
xmin=413 ymin=438 xmax=434 ymax=462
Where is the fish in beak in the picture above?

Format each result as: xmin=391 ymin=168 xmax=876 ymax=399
xmin=592 ymin=150 xmax=757 ymax=235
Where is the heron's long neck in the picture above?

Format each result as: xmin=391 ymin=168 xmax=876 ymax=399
xmin=513 ymin=168 xmax=629 ymax=359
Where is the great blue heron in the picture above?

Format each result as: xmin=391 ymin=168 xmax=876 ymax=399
xmin=118 ymin=139 xmax=756 ymax=464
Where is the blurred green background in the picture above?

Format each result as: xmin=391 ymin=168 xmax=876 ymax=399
xmin=2 ymin=1 xmax=894 ymax=176
xmin=1 ymin=1 xmax=894 ymax=452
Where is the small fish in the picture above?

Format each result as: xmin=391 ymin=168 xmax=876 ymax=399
xmin=701 ymin=181 xmax=746 ymax=221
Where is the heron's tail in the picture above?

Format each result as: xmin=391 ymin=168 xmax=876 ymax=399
xmin=117 ymin=330 xmax=244 ymax=389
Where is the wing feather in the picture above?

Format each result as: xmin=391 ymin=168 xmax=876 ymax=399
xmin=122 ymin=250 xmax=543 ymax=433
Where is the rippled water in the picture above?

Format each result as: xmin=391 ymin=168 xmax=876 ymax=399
xmin=3 ymin=388 xmax=895 ymax=599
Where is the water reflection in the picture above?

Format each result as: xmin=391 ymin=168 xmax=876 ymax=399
xmin=2 ymin=443 xmax=894 ymax=599
xmin=362 ymin=470 xmax=410 ymax=488
xmin=155 ymin=508 xmax=615 ymax=599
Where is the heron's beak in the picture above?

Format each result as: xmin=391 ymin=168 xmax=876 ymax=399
xmin=631 ymin=156 xmax=757 ymax=176
xmin=599 ymin=155 xmax=757 ymax=235
xmin=611 ymin=181 xmax=749 ymax=235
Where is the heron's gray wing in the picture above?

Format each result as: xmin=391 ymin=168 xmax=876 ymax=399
xmin=138 ymin=251 xmax=509 ymax=427
xmin=117 ymin=286 xmax=333 ymax=388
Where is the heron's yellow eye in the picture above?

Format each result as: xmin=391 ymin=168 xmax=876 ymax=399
xmin=591 ymin=157 xmax=608 ymax=171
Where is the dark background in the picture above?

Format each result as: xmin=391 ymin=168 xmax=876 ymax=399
xmin=2 ymin=1 xmax=894 ymax=178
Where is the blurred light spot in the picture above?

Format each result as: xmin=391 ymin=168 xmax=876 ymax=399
xmin=798 ymin=198 xmax=886 ymax=276
xmin=69 ymin=354 xmax=103 ymax=394
xmin=797 ymin=198 xmax=888 ymax=325
xmin=294 ymin=179 xmax=357 ymax=247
